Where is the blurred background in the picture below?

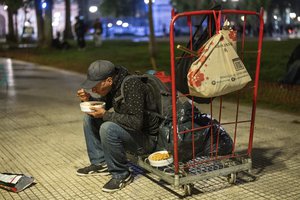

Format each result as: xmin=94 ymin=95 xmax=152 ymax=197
xmin=0 ymin=0 xmax=299 ymax=114
xmin=0 ymin=0 xmax=299 ymax=43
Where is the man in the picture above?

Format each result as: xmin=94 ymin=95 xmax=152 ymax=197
xmin=77 ymin=60 xmax=158 ymax=193
xmin=74 ymin=16 xmax=86 ymax=50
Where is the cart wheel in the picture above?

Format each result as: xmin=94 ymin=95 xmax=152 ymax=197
xmin=183 ymin=184 xmax=193 ymax=196
xmin=227 ymin=173 xmax=237 ymax=184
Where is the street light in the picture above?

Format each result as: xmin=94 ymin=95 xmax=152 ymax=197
xmin=144 ymin=0 xmax=155 ymax=4
xmin=116 ymin=20 xmax=123 ymax=26
xmin=289 ymin=12 xmax=296 ymax=19
xmin=122 ymin=22 xmax=129 ymax=28
xmin=89 ymin=6 xmax=98 ymax=13
xmin=42 ymin=2 xmax=47 ymax=9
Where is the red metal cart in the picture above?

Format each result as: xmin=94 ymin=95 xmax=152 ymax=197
xmin=131 ymin=8 xmax=264 ymax=196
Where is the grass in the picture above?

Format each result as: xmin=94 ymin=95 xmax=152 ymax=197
xmin=0 ymin=40 xmax=171 ymax=74
xmin=0 ymin=38 xmax=299 ymax=115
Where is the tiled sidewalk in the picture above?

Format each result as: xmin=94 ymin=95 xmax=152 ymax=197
xmin=0 ymin=58 xmax=299 ymax=199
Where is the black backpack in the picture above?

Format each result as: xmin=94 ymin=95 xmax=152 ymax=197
xmin=116 ymin=74 xmax=173 ymax=135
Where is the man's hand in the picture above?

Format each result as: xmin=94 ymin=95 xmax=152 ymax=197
xmin=87 ymin=107 xmax=106 ymax=118
xmin=77 ymin=89 xmax=90 ymax=102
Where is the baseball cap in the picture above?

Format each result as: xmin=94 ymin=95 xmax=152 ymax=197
xmin=81 ymin=60 xmax=116 ymax=89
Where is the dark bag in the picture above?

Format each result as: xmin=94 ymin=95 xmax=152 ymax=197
xmin=117 ymin=74 xmax=173 ymax=136
xmin=117 ymin=74 xmax=173 ymax=155
xmin=194 ymin=113 xmax=233 ymax=157
xmin=157 ymin=100 xmax=233 ymax=162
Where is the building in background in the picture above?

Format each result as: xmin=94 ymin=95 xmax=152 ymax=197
xmin=0 ymin=1 xmax=79 ymax=41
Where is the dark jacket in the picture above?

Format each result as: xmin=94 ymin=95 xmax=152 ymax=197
xmin=100 ymin=66 xmax=160 ymax=137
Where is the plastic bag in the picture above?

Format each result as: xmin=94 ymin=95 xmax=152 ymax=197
xmin=187 ymin=12 xmax=251 ymax=98
xmin=156 ymin=100 xmax=233 ymax=162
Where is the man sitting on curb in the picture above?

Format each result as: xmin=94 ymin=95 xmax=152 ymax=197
xmin=76 ymin=60 xmax=159 ymax=193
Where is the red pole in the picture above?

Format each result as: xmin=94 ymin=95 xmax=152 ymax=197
xmin=248 ymin=8 xmax=264 ymax=156
xmin=169 ymin=14 xmax=179 ymax=174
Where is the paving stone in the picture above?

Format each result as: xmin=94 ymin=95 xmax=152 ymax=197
xmin=0 ymin=59 xmax=300 ymax=200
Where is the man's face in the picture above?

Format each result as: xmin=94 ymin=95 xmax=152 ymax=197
xmin=91 ymin=77 xmax=113 ymax=96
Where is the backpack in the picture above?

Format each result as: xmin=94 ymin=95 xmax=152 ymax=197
xmin=116 ymin=74 xmax=173 ymax=135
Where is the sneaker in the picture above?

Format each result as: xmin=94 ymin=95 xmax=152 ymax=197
xmin=76 ymin=164 xmax=109 ymax=176
xmin=102 ymin=172 xmax=133 ymax=193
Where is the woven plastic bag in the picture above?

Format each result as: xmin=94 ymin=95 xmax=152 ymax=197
xmin=187 ymin=12 xmax=251 ymax=98
xmin=220 ymin=19 xmax=237 ymax=51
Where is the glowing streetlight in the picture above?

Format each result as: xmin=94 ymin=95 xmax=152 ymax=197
xmin=42 ymin=2 xmax=47 ymax=9
xmin=122 ymin=22 xmax=129 ymax=28
xmin=144 ymin=0 xmax=155 ymax=4
xmin=297 ymin=16 xmax=300 ymax=22
xmin=107 ymin=23 xmax=113 ymax=28
xmin=116 ymin=20 xmax=123 ymax=26
xmin=3 ymin=5 xmax=8 ymax=10
xmin=273 ymin=15 xmax=278 ymax=20
xmin=89 ymin=6 xmax=98 ymax=13
xmin=289 ymin=12 xmax=296 ymax=19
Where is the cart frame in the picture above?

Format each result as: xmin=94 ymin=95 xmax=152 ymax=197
xmin=130 ymin=8 xmax=264 ymax=196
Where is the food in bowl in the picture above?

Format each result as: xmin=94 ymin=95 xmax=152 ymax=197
xmin=80 ymin=101 xmax=106 ymax=113
xmin=149 ymin=152 xmax=170 ymax=161
xmin=148 ymin=150 xmax=173 ymax=167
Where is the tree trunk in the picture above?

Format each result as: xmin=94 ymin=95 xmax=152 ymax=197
xmin=6 ymin=8 xmax=16 ymax=42
xmin=148 ymin=0 xmax=157 ymax=70
xmin=34 ymin=0 xmax=44 ymax=46
xmin=63 ymin=0 xmax=73 ymax=40
xmin=14 ymin=13 xmax=18 ymax=42
xmin=43 ymin=0 xmax=53 ymax=47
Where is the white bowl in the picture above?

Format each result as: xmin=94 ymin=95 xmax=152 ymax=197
xmin=80 ymin=101 xmax=106 ymax=113
xmin=148 ymin=150 xmax=173 ymax=167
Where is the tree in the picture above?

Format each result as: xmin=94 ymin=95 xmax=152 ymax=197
xmin=63 ymin=0 xmax=73 ymax=40
xmin=43 ymin=0 xmax=53 ymax=47
xmin=0 ymin=0 xmax=23 ymax=42
xmin=34 ymin=0 xmax=44 ymax=45
xmin=147 ymin=0 xmax=157 ymax=70
xmin=33 ymin=0 xmax=53 ymax=47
